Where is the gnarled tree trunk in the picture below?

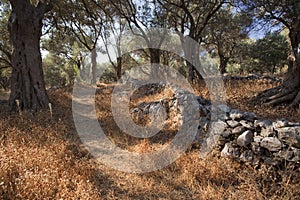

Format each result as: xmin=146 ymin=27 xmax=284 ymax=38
xmin=255 ymin=53 xmax=300 ymax=107
xmin=8 ymin=0 xmax=52 ymax=112
xmin=255 ymin=18 xmax=300 ymax=107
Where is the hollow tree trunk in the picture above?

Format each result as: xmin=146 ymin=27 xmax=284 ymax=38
xmin=8 ymin=0 xmax=52 ymax=112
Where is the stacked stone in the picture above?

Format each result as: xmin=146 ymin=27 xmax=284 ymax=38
xmin=198 ymin=104 xmax=300 ymax=166
xmin=130 ymin=87 xmax=300 ymax=166
xmin=223 ymin=74 xmax=282 ymax=83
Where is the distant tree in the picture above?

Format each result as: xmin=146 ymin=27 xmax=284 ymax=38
xmin=42 ymin=28 xmax=88 ymax=73
xmin=57 ymin=0 xmax=106 ymax=84
xmin=0 ymin=2 xmax=11 ymax=90
xmin=100 ymin=16 xmax=127 ymax=80
xmin=109 ymin=0 xmax=168 ymax=68
xmin=43 ymin=52 xmax=78 ymax=87
xmin=205 ymin=6 xmax=252 ymax=74
xmin=251 ymin=32 xmax=290 ymax=73
xmin=158 ymin=0 xmax=228 ymax=83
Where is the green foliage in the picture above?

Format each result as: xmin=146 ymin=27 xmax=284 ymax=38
xmin=43 ymin=53 xmax=78 ymax=87
xmin=0 ymin=1 xmax=11 ymax=90
xmin=205 ymin=5 xmax=253 ymax=73
xmin=251 ymin=32 xmax=290 ymax=73
xmin=231 ymin=32 xmax=290 ymax=74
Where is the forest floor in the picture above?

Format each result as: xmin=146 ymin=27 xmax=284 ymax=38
xmin=0 ymin=78 xmax=300 ymax=199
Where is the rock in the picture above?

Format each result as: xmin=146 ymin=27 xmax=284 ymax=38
xmin=217 ymin=104 xmax=231 ymax=113
xmin=288 ymin=122 xmax=300 ymax=126
xmin=237 ymin=130 xmax=254 ymax=147
xmin=240 ymin=120 xmax=255 ymax=130
xmin=261 ymin=137 xmax=282 ymax=152
xmin=260 ymin=126 xmax=274 ymax=137
xmin=221 ymin=129 xmax=233 ymax=138
xmin=272 ymin=119 xmax=288 ymax=129
xmin=187 ymin=92 xmax=300 ymax=165
xmin=232 ymin=126 xmax=246 ymax=135
xmin=221 ymin=143 xmax=240 ymax=158
xmin=254 ymin=119 xmax=272 ymax=128
xmin=277 ymin=129 xmax=300 ymax=148
xmin=229 ymin=109 xmax=244 ymax=120
xmin=210 ymin=120 xmax=228 ymax=134
xmin=276 ymin=126 xmax=300 ymax=134
xmin=253 ymin=135 xmax=263 ymax=143
xmin=240 ymin=150 xmax=254 ymax=162
xmin=226 ymin=120 xmax=240 ymax=128
xmin=243 ymin=112 xmax=257 ymax=121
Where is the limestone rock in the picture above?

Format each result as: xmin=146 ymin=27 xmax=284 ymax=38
xmin=243 ymin=112 xmax=257 ymax=122
xmin=221 ymin=143 xmax=240 ymax=158
xmin=261 ymin=137 xmax=282 ymax=152
xmin=226 ymin=120 xmax=240 ymax=128
xmin=232 ymin=126 xmax=246 ymax=135
xmin=260 ymin=127 xmax=274 ymax=137
xmin=221 ymin=129 xmax=233 ymax=138
xmin=210 ymin=120 xmax=228 ymax=134
xmin=237 ymin=130 xmax=254 ymax=147
xmin=229 ymin=109 xmax=244 ymax=120
xmin=254 ymin=119 xmax=272 ymax=128
xmin=217 ymin=104 xmax=231 ymax=113
xmin=277 ymin=129 xmax=300 ymax=148
xmin=240 ymin=120 xmax=255 ymax=130
xmin=272 ymin=119 xmax=288 ymax=129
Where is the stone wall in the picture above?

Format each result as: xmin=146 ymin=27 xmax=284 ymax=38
xmin=131 ymin=88 xmax=300 ymax=167
xmin=203 ymin=105 xmax=300 ymax=166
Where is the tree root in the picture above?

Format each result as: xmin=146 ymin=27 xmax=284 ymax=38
xmin=254 ymin=85 xmax=300 ymax=107
xmin=290 ymin=90 xmax=300 ymax=107
xmin=254 ymin=85 xmax=283 ymax=102
xmin=265 ymin=91 xmax=298 ymax=106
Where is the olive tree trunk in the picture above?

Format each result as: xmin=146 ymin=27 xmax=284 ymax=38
xmin=8 ymin=0 xmax=52 ymax=112
xmin=255 ymin=21 xmax=300 ymax=107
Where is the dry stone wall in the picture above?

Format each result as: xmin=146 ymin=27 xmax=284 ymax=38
xmin=131 ymin=88 xmax=300 ymax=167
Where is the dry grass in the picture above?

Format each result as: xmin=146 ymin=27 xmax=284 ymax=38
xmin=1 ymin=80 xmax=300 ymax=199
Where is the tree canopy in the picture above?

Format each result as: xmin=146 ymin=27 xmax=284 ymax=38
xmin=0 ymin=0 xmax=299 ymax=111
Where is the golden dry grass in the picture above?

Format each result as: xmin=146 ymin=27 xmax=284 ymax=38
xmin=0 ymin=80 xmax=300 ymax=199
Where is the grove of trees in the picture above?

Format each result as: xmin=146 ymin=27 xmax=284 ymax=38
xmin=0 ymin=0 xmax=299 ymax=111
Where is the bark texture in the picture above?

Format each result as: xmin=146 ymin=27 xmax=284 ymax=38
xmin=255 ymin=56 xmax=300 ymax=107
xmin=8 ymin=0 xmax=52 ymax=112
xmin=255 ymin=15 xmax=300 ymax=107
